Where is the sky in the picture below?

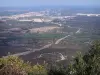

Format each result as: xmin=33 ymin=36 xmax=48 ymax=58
xmin=0 ymin=0 xmax=100 ymax=7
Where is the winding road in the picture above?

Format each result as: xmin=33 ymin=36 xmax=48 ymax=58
xmin=55 ymin=24 xmax=81 ymax=44
xmin=4 ymin=44 xmax=52 ymax=57
xmin=55 ymin=35 xmax=71 ymax=44
xmin=4 ymin=23 xmax=81 ymax=58
xmin=33 ymin=52 xmax=66 ymax=62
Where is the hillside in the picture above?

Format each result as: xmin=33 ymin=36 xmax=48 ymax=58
xmin=0 ymin=40 xmax=100 ymax=75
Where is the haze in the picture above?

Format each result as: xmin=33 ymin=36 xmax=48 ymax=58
xmin=1 ymin=0 xmax=100 ymax=7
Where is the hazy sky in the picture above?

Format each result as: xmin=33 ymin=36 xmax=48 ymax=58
xmin=0 ymin=0 xmax=100 ymax=7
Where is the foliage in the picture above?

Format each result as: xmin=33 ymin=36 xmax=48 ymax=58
xmin=47 ymin=65 xmax=66 ymax=75
xmin=0 ymin=56 xmax=47 ymax=75
xmin=68 ymin=40 xmax=100 ymax=75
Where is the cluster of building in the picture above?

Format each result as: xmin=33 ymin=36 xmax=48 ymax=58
xmin=0 ymin=12 xmax=44 ymax=20
xmin=77 ymin=13 xmax=100 ymax=17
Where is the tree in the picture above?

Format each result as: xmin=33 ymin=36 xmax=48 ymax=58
xmin=68 ymin=40 xmax=100 ymax=75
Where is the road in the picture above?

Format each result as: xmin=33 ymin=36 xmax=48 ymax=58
xmin=55 ymin=25 xmax=81 ymax=44
xmin=33 ymin=52 xmax=66 ymax=62
xmin=4 ymin=44 xmax=52 ymax=57
xmin=55 ymin=35 xmax=71 ymax=44
xmin=4 ymin=23 xmax=81 ymax=57
xmin=76 ymin=28 xmax=81 ymax=33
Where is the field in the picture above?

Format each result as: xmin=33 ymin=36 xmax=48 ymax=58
xmin=24 ymin=33 xmax=66 ymax=39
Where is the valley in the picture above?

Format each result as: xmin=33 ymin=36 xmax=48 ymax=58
xmin=0 ymin=7 xmax=100 ymax=64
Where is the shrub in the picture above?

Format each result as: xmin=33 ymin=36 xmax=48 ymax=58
xmin=68 ymin=40 xmax=100 ymax=75
xmin=0 ymin=56 xmax=47 ymax=75
xmin=47 ymin=65 xmax=66 ymax=75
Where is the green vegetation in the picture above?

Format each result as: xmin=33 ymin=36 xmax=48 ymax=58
xmin=0 ymin=56 xmax=47 ymax=75
xmin=24 ymin=33 xmax=66 ymax=39
xmin=67 ymin=40 xmax=100 ymax=75
xmin=0 ymin=40 xmax=100 ymax=75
